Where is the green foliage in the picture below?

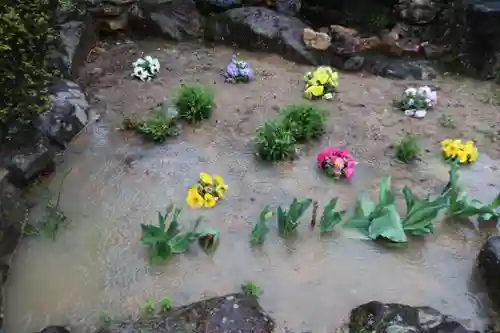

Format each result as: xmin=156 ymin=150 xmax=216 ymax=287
xmin=141 ymin=299 xmax=155 ymax=315
xmin=158 ymin=297 xmax=172 ymax=313
xmin=175 ymin=85 xmax=214 ymax=123
xmin=250 ymin=206 xmax=272 ymax=246
xmin=140 ymin=205 xmax=201 ymax=263
xmin=279 ymin=104 xmax=326 ymax=142
xmin=395 ymin=135 xmax=421 ymax=163
xmin=255 ymin=121 xmax=296 ymax=161
xmin=0 ymin=0 xmax=57 ymax=139
xmin=277 ymin=198 xmax=312 ymax=236
xmin=318 ymin=198 xmax=346 ymax=234
xmin=438 ymin=114 xmax=455 ymax=128
xmin=343 ymin=177 xmax=447 ymax=243
xmin=441 ymin=161 xmax=500 ymax=221
xmin=241 ymin=281 xmax=261 ymax=297
xmin=137 ymin=112 xmax=179 ymax=143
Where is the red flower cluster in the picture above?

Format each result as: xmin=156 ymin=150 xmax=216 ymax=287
xmin=317 ymin=147 xmax=355 ymax=180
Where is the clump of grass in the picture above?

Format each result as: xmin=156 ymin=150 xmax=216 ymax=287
xmin=24 ymin=169 xmax=72 ymax=240
xmin=395 ymin=135 xmax=421 ymax=163
xmin=280 ymin=103 xmax=326 ymax=142
xmin=136 ymin=112 xmax=179 ymax=143
xmin=255 ymin=121 xmax=296 ymax=161
xmin=175 ymin=85 xmax=214 ymax=123
xmin=438 ymin=114 xmax=455 ymax=128
xmin=141 ymin=299 xmax=155 ymax=315
xmin=158 ymin=297 xmax=172 ymax=313
xmin=241 ymin=281 xmax=261 ymax=297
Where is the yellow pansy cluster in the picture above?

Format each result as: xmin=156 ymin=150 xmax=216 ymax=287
xmin=303 ymin=66 xmax=339 ymax=100
xmin=186 ymin=173 xmax=228 ymax=209
xmin=441 ymin=139 xmax=478 ymax=164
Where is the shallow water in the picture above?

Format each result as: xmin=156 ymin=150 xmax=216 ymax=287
xmin=4 ymin=120 xmax=500 ymax=333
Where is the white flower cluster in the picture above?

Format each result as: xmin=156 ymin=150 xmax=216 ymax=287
xmin=400 ymin=85 xmax=438 ymax=119
xmin=132 ymin=56 xmax=160 ymax=81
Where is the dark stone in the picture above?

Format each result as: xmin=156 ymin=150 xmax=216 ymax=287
xmin=478 ymin=236 xmax=500 ymax=309
xmin=38 ymin=80 xmax=89 ymax=148
xmin=51 ymin=14 xmax=98 ymax=79
xmin=349 ymin=301 xmax=479 ymax=333
xmin=39 ymin=326 xmax=71 ymax=333
xmin=99 ymin=293 xmax=274 ymax=333
xmin=204 ymin=7 xmax=335 ymax=65
xmin=194 ymin=0 xmax=244 ymax=15
xmin=364 ymin=55 xmax=437 ymax=80
xmin=5 ymin=136 xmax=55 ymax=188
xmin=275 ymin=0 xmax=301 ymax=16
xmin=128 ymin=0 xmax=202 ymax=40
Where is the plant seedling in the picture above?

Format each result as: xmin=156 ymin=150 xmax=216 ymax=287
xmin=277 ymin=198 xmax=312 ymax=236
xmin=241 ymin=281 xmax=261 ymax=297
xmin=255 ymin=121 xmax=296 ymax=161
xmin=280 ymin=103 xmax=326 ymax=142
xmin=158 ymin=297 xmax=172 ymax=313
xmin=198 ymin=228 xmax=220 ymax=254
xmin=141 ymin=299 xmax=155 ymax=315
xmin=318 ymin=198 xmax=346 ymax=234
xmin=250 ymin=206 xmax=273 ymax=246
xmin=175 ymin=85 xmax=214 ymax=123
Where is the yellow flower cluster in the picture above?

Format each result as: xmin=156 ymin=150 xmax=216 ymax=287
xmin=441 ymin=139 xmax=478 ymax=164
xmin=186 ymin=173 xmax=228 ymax=209
xmin=303 ymin=66 xmax=339 ymax=100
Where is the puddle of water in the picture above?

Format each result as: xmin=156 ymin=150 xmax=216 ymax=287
xmin=4 ymin=123 xmax=498 ymax=333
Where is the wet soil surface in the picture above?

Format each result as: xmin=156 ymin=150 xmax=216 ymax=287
xmin=4 ymin=39 xmax=500 ymax=333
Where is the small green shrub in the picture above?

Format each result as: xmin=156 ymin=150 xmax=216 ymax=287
xmin=175 ymin=85 xmax=214 ymax=123
xmin=0 ymin=0 xmax=57 ymax=140
xmin=395 ymin=135 xmax=421 ymax=163
xmin=280 ymin=104 xmax=326 ymax=141
xmin=137 ymin=112 xmax=179 ymax=143
xmin=255 ymin=121 xmax=296 ymax=161
xmin=241 ymin=281 xmax=261 ymax=297
xmin=158 ymin=297 xmax=172 ymax=313
xmin=141 ymin=299 xmax=155 ymax=315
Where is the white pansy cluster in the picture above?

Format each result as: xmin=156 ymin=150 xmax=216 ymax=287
xmin=396 ymin=85 xmax=438 ymax=119
xmin=132 ymin=56 xmax=160 ymax=81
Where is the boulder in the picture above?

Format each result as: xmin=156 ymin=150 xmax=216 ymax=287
xmin=204 ymin=7 xmax=356 ymax=68
xmin=349 ymin=301 xmax=479 ymax=333
xmin=128 ymin=0 xmax=202 ymax=40
xmin=5 ymin=136 xmax=55 ymax=187
xmin=364 ymin=55 xmax=437 ymax=80
xmin=478 ymin=236 xmax=500 ymax=309
xmin=396 ymin=0 xmax=437 ymax=24
xmin=39 ymin=326 xmax=71 ymax=333
xmin=86 ymin=0 xmax=137 ymax=31
xmin=51 ymin=14 xmax=98 ymax=79
xmin=98 ymin=293 xmax=274 ymax=333
xmin=38 ymin=79 xmax=90 ymax=148
xmin=275 ymin=0 xmax=301 ymax=16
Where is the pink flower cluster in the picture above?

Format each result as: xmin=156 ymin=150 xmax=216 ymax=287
xmin=317 ymin=147 xmax=355 ymax=180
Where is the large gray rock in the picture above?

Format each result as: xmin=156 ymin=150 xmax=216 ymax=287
xmin=5 ymin=136 xmax=55 ymax=187
xmin=98 ymin=293 xmax=274 ymax=333
xmin=349 ymin=301 xmax=479 ymax=333
xmin=478 ymin=236 xmax=500 ymax=309
xmin=51 ymin=14 xmax=98 ymax=79
xmin=38 ymin=79 xmax=90 ymax=148
xmin=128 ymin=0 xmax=202 ymax=40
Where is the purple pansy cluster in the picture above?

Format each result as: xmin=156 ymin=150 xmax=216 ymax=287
xmin=224 ymin=55 xmax=253 ymax=83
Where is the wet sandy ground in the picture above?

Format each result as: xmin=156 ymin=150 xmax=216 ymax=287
xmin=3 ymin=40 xmax=500 ymax=333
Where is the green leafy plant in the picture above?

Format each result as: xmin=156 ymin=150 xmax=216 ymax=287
xmin=158 ymin=297 xmax=172 ymax=313
xmin=250 ymin=206 xmax=273 ymax=246
xmin=198 ymin=229 xmax=220 ymax=254
xmin=140 ymin=205 xmax=202 ymax=263
xmin=318 ymin=198 xmax=346 ymax=234
xmin=277 ymin=198 xmax=312 ymax=236
xmin=241 ymin=281 xmax=261 ymax=297
xmin=280 ymin=103 xmax=326 ymax=141
xmin=141 ymin=299 xmax=155 ymax=315
xmin=255 ymin=121 xmax=296 ymax=161
xmin=175 ymin=85 xmax=214 ymax=123
xmin=395 ymin=135 xmax=421 ymax=163
xmin=438 ymin=114 xmax=455 ymax=128
xmin=0 ymin=0 xmax=57 ymax=141
xmin=137 ymin=112 xmax=179 ymax=143
xmin=441 ymin=161 xmax=499 ymax=221
xmin=401 ymin=187 xmax=448 ymax=236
